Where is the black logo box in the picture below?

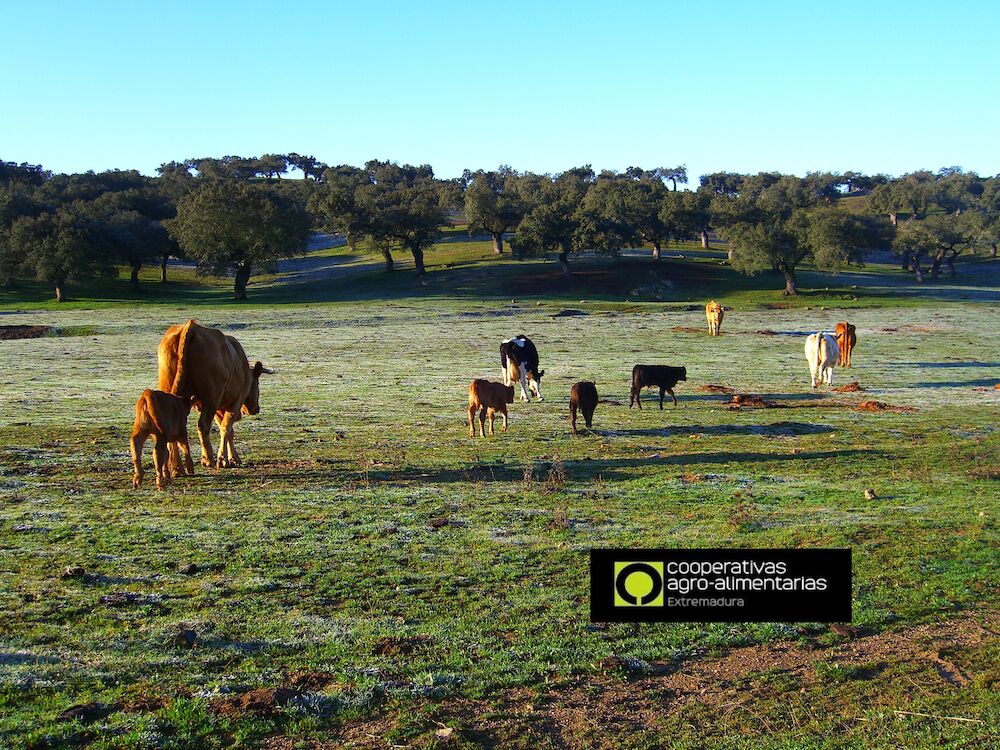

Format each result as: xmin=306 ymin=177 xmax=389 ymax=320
xmin=590 ymin=548 xmax=852 ymax=623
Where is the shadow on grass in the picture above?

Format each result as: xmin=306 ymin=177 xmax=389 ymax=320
xmin=601 ymin=422 xmax=836 ymax=438
xmin=363 ymin=448 xmax=881 ymax=484
xmin=913 ymin=379 xmax=1000 ymax=388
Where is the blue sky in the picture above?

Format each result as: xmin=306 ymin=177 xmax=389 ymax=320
xmin=3 ymin=1 xmax=998 ymax=182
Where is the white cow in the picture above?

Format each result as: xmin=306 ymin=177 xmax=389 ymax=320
xmin=804 ymin=332 xmax=840 ymax=388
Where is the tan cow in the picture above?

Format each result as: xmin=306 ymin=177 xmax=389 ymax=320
xmin=468 ymin=379 xmax=514 ymax=437
xmin=130 ymin=389 xmax=195 ymax=489
xmin=157 ymin=320 xmax=273 ymax=469
xmin=706 ymin=301 xmax=724 ymax=336
xmin=835 ymin=321 xmax=857 ymax=367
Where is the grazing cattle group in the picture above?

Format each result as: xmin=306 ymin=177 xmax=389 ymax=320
xmin=128 ymin=308 xmax=861 ymax=484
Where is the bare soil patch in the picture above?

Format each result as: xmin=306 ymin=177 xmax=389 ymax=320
xmin=0 ymin=324 xmax=50 ymax=340
xmin=211 ymin=688 xmax=302 ymax=719
xmin=833 ymin=381 xmax=864 ymax=393
xmin=723 ymin=394 xmax=782 ymax=408
xmin=672 ymin=325 xmax=703 ymax=333
xmin=857 ymin=400 xmax=916 ymax=413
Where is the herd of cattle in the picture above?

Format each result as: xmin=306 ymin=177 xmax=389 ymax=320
xmin=130 ymin=307 xmax=859 ymax=489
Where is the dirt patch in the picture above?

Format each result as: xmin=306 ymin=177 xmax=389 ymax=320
xmin=698 ymin=384 xmax=734 ymax=394
xmin=211 ymin=688 xmax=301 ymax=719
xmin=833 ymin=381 xmax=864 ymax=393
xmin=0 ymin=325 xmax=50 ymax=341
xmin=970 ymin=468 xmax=1000 ymax=480
xmin=372 ymin=635 xmax=432 ymax=656
xmin=597 ymin=398 xmax=622 ymax=406
xmin=288 ymin=670 xmax=342 ymax=691
xmin=553 ymin=309 xmax=588 ymax=317
xmin=857 ymin=400 xmax=916 ymax=413
xmin=756 ymin=329 xmax=779 ymax=335
xmin=760 ymin=302 xmax=792 ymax=309
xmin=57 ymin=701 xmax=120 ymax=723
xmin=419 ymin=612 xmax=999 ymax=748
xmin=672 ymin=326 xmax=703 ymax=333
xmin=724 ymin=394 xmax=782 ymax=408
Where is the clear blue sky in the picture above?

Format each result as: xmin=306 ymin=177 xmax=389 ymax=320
xmin=3 ymin=1 xmax=998 ymax=182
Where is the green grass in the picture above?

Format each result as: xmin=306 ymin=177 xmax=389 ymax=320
xmin=1 ymin=243 xmax=999 ymax=748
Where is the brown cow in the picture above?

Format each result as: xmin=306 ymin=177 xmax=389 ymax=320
xmin=468 ymin=379 xmax=514 ymax=438
xmin=835 ymin=322 xmax=857 ymax=367
xmin=705 ymin=300 xmax=724 ymax=336
xmin=157 ymin=320 xmax=273 ymax=469
xmin=130 ymin=389 xmax=195 ymax=490
xmin=570 ymin=381 xmax=598 ymax=434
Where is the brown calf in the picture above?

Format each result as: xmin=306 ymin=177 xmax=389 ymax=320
xmin=131 ymin=389 xmax=195 ymax=489
xmin=570 ymin=381 xmax=598 ymax=434
xmin=468 ymin=379 xmax=514 ymax=437
xmin=835 ymin=322 xmax=857 ymax=367
xmin=705 ymin=300 xmax=724 ymax=336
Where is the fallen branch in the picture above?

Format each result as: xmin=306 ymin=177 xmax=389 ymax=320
xmin=893 ymin=710 xmax=984 ymax=724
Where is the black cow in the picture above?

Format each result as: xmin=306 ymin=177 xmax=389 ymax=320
xmin=629 ymin=365 xmax=687 ymax=409
xmin=500 ymin=335 xmax=545 ymax=401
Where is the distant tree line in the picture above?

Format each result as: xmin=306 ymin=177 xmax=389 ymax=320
xmin=1 ymin=154 xmax=998 ymax=300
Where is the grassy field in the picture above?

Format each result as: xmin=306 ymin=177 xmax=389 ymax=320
xmin=1 ymin=239 xmax=999 ymax=749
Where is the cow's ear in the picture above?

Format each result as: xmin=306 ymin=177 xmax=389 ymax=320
xmin=252 ymin=361 xmax=275 ymax=376
xmin=539 ymin=369 xmax=545 ymax=377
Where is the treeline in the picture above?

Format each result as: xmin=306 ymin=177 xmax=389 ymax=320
xmin=1 ymin=155 xmax=998 ymax=300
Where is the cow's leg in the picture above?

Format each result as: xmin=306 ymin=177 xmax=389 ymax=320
xmin=179 ymin=435 xmax=195 ymax=476
xmin=130 ymin=430 xmax=147 ymax=489
xmin=570 ymin=401 xmax=578 ymax=434
xmin=500 ymin=407 xmax=508 ymax=432
xmin=530 ymin=376 xmax=543 ymax=401
xmin=487 ymin=408 xmax=495 ymax=436
xmin=468 ymin=404 xmax=477 ymax=438
xmin=226 ymin=427 xmax=241 ymax=467
xmin=519 ymin=365 xmax=530 ymax=401
xmin=584 ymin=404 xmax=594 ymax=428
xmin=668 ymin=387 xmax=677 ymax=406
xmin=214 ymin=413 xmax=235 ymax=468
xmin=634 ymin=387 xmax=642 ymax=409
xmin=153 ymin=439 xmax=169 ymax=490
xmin=478 ymin=407 xmax=487 ymax=438
xmin=659 ymin=387 xmax=666 ymax=410
xmin=195 ymin=407 xmax=217 ymax=467
xmin=167 ymin=442 xmax=182 ymax=476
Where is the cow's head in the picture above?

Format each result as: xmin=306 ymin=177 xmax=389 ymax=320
xmin=242 ymin=361 xmax=275 ymax=416
xmin=504 ymin=384 xmax=515 ymax=404
xmin=679 ymin=367 xmax=687 ymax=382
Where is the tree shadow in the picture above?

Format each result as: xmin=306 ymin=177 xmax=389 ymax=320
xmin=905 ymin=361 xmax=1000 ymax=369
xmin=602 ymin=422 xmax=836 ymax=438
xmin=913 ymin=378 xmax=1000 ymax=388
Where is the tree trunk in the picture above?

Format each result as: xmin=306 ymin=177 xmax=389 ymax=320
xmin=930 ymin=254 xmax=943 ymax=279
xmin=727 ymin=247 xmax=736 ymax=263
xmin=492 ymin=233 xmax=504 ymax=255
xmin=130 ymin=262 xmax=141 ymax=288
xmin=889 ymin=212 xmax=897 ymax=227
xmin=558 ymin=250 xmax=571 ymax=277
xmin=55 ymin=283 xmax=65 ymax=303
xmin=781 ymin=268 xmax=797 ymax=296
xmin=946 ymin=252 xmax=956 ymax=277
xmin=900 ymin=251 xmax=911 ymax=271
xmin=991 ymin=243 xmax=997 ymax=258
xmin=670 ymin=178 xmax=677 ymax=192
xmin=913 ymin=254 xmax=924 ymax=282
xmin=411 ymin=247 xmax=426 ymax=277
xmin=160 ymin=255 xmax=169 ymax=283
xmin=347 ymin=231 xmax=357 ymax=253
xmin=234 ymin=262 xmax=252 ymax=300
xmin=700 ymin=231 xmax=709 ymax=249
xmin=651 ymin=241 xmax=661 ymax=261
xmin=382 ymin=247 xmax=394 ymax=271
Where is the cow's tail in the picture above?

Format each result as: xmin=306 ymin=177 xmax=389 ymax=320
xmin=815 ymin=333 xmax=825 ymax=369
xmin=142 ymin=389 xmax=167 ymax=435
xmin=171 ymin=320 xmax=196 ymax=395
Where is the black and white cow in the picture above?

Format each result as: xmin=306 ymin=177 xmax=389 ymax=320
xmin=500 ymin=335 xmax=545 ymax=401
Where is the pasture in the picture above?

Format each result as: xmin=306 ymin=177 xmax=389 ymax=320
xmin=1 ymin=250 xmax=999 ymax=749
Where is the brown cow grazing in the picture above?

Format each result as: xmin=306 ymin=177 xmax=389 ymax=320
xmin=835 ymin=322 xmax=857 ymax=367
xmin=157 ymin=320 xmax=273 ymax=469
xmin=705 ymin=300 xmax=724 ymax=336
xmin=130 ymin=389 xmax=195 ymax=490
xmin=570 ymin=381 xmax=598 ymax=434
xmin=629 ymin=365 xmax=687 ymax=409
xmin=468 ymin=379 xmax=514 ymax=438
